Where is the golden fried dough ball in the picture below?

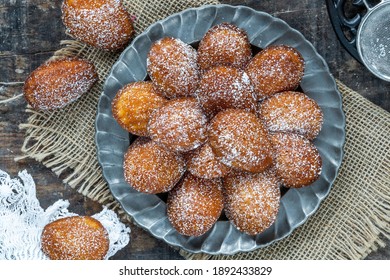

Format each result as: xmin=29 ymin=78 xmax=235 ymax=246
xmin=112 ymin=81 xmax=167 ymax=136
xmin=167 ymin=173 xmax=224 ymax=236
xmin=208 ymin=109 xmax=273 ymax=173
xmin=197 ymin=22 xmax=252 ymax=71
xmin=259 ymin=91 xmax=323 ymax=140
xmin=148 ymin=98 xmax=208 ymax=152
xmin=195 ymin=65 xmax=257 ymax=118
xmin=223 ymin=170 xmax=281 ymax=235
xmin=62 ymin=0 xmax=134 ymax=51
xmin=269 ymin=132 xmax=322 ymax=188
xmin=185 ymin=142 xmax=231 ymax=179
xmin=41 ymin=216 xmax=109 ymax=260
xmin=246 ymin=45 xmax=304 ymax=100
xmin=147 ymin=37 xmax=200 ymax=99
xmin=23 ymin=57 xmax=98 ymax=110
xmin=123 ymin=138 xmax=185 ymax=194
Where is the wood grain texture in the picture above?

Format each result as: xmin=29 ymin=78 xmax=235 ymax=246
xmin=0 ymin=0 xmax=389 ymax=260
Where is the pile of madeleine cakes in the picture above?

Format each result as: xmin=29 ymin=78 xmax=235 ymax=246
xmin=112 ymin=23 xmax=323 ymax=237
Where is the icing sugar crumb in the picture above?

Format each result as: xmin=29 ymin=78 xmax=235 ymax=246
xmin=41 ymin=216 xmax=109 ymax=260
xmin=167 ymin=174 xmax=223 ymax=236
xmin=24 ymin=57 xmax=98 ymax=110
xmin=270 ymin=132 xmax=322 ymax=188
xmin=197 ymin=22 xmax=252 ymax=70
xmin=62 ymin=0 xmax=134 ymax=51
xmin=186 ymin=142 xmax=231 ymax=179
xmin=259 ymin=91 xmax=323 ymax=140
xmin=196 ymin=66 xmax=257 ymax=118
xmin=148 ymin=98 xmax=207 ymax=152
xmin=246 ymin=45 xmax=304 ymax=99
xmin=147 ymin=37 xmax=200 ymax=99
xmin=208 ymin=109 xmax=273 ymax=172
xmin=123 ymin=138 xmax=186 ymax=194
xmin=223 ymin=170 xmax=280 ymax=235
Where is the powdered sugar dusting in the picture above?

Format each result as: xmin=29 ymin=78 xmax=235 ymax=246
xmin=123 ymin=138 xmax=186 ymax=194
xmin=223 ymin=170 xmax=280 ymax=235
xmin=23 ymin=57 xmax=98 ymax=110
xmin=195 ymin=66 xmax=257 ymax=118
xmin=148 ymin=98 xmax=207 ymax=152
xmin=111 ymin=81 xmax=167 ymax=136
xmin=62 ymin=0 xmax=134 ymax=51
xmin=259 ymin=91 xmax=323 ymax=140
xmin=41 ymin=216 xmax=109 ymax=260
xmin=270 ymin=132 xmax=322 ymax=188
xmin=186 ymin=142 xmax=231 ymax=179
xmin=167 ymin=174 xmax=223 ymax=236
xmin=197 ymin=22 xmax=252 ymax=71
xmin=147 ymin=37 xmax=200 ymax=99
xmin=208 ymin=109 xmax=273 ymax=172
xmin=246 ymin=45 xmax=304 ymax=99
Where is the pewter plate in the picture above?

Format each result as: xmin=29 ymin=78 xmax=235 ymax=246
xmin=96 ymin=4 xmax=345 ymax=255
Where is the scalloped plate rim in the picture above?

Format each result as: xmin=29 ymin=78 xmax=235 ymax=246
xmin=96 ymin=4 xmax=346 ymax=255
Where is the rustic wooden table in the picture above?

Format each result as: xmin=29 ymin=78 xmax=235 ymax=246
xmin=1 ymin=0 xmax=389 ymax=260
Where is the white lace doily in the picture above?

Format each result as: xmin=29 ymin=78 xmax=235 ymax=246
xmin=0 ymin=169 xmax=130 ymax=260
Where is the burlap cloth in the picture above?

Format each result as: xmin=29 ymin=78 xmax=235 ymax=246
xmin=18 ymin=0 xmax=390 ymax=260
